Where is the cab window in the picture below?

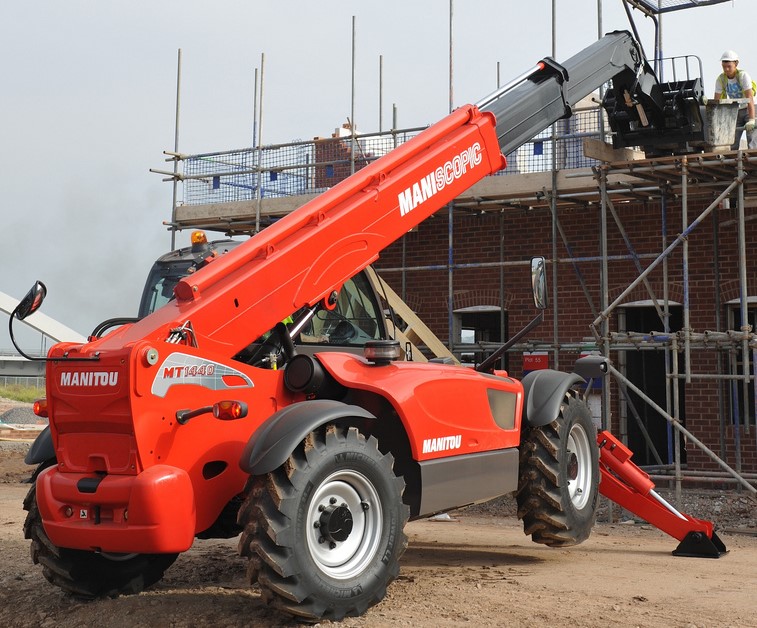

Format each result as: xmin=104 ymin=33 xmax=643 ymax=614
xmin=139 ymin=271 xmax=184 ymax=318
xmin=300 ymin=273 xmax=383 ymax=345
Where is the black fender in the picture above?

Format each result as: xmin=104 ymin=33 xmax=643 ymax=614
xmin=573 ymin=354 xmax=611 ymax=380
xmin=24 ymin=425 xmax=55 ymax=465
xmin=240 ymin=399 xmax=376 ymax=476
xmin=521 ymin=369 xmax=584 ymax=428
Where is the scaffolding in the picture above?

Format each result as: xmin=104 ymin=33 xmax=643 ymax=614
xmin=155 ymin=105 xmax=606 ymax=227
xmin=452 ymin=149 xmax=757 ymax=500
xmin=444 ymin=149 xmax=757 ymax=499
xmin=591 ymin=152 xmax=757 ymax=500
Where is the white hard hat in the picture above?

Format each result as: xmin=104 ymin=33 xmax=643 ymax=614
xmin=721 ymin=50 xmax=739 ymax=62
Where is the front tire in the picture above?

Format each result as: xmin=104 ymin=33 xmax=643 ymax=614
xmin=23 ymin=463 xmax=178 ymax=598
xmin=237 ymin=424 xmax=409 ymax=621
xmin=517 ymin=393 xmax=599 ymax=546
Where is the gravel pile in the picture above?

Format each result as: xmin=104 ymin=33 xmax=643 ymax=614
xmin=0 ymin=406 xmax=41 ymax=425
xmin=647 ymin=487 xmax=756 ymax=531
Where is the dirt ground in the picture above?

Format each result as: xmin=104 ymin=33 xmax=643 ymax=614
xmin=1 ymin=398 xmax=755 ymax=628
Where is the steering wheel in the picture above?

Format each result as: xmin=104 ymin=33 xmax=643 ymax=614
xmin=328 ymin=319 xmax=357 ymax=344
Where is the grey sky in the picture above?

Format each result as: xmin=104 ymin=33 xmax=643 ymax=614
xmin=1 ymin=1 xmax=752 ymax=350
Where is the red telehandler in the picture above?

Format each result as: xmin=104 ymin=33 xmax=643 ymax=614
xmin=13 ymin=30 xmax=725 ymax=622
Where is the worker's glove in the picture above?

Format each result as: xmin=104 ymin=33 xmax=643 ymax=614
xmin=746 ymin=119 xmax=756 ymax=133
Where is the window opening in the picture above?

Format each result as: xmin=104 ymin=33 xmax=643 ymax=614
xmin=621 ymin=305 xmax=685 ymax=466
xmin=455 ymin=308 xmax=508 ymax=369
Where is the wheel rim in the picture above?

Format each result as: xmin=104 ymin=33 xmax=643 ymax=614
xmin=306 ymin=470 xmax=383 ymax=579
xmin=566 ymin=422 xmax=593 ymax=510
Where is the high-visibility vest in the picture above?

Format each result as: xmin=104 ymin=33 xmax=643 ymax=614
xmin=718 ymin=70 xmax=757 ymax=98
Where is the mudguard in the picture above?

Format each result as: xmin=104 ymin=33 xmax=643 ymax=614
xmin=521 ymin=369 xmax=584 ymax=428
xmin=24 ymin=425 xmax=54 ymax=465
xmin=240 ymin=399 xmax=376 ymax=475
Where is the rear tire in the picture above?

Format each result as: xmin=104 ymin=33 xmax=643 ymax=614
xmin=23 ymin=463 xmax=178 ymax=598
xmin=237 ymin=424 xmax=408 ymax=621
xmin=517 ymin=393 xmax=599 ymax=546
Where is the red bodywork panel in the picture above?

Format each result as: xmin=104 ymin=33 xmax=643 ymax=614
xmin=42 ymin=341 xmax=282 ymax=551
xmin=36 ymin=463 xmax=196 ymax=553
xmin=316 ymin=352 xmax=524 ymax=458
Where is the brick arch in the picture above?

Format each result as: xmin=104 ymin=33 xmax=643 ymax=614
xmin=720 ymin=275 xmax=757 ymax=303
xmin=450 ymin=289 xmax=514 ymax=311
xmin=609 ymin=281 xmax=684 ymax=306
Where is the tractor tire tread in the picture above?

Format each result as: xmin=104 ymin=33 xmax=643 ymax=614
xmin=236 ymin=424 xmax=408 ymax=622
xmin=517 ymin=394 xmax=599 ymax=547
xmin=23 ymin=464 xmax=177 ymax=599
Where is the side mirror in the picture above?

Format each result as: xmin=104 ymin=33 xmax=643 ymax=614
xmin=530 ymin=257 xmax=548 ymax=310
xmin=15 ymin=281 xmax=47 ymax=321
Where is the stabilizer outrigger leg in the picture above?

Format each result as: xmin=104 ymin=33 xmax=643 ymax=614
xmin=672 ymin=529 xmax=728 ymax=558
xmin=596 ymin=430 xmax=728 ymax=558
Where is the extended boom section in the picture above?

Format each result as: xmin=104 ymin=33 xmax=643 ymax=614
xmin=97 ymin=106 xmax=505 ymax=356
xmin=479 ymin=30 xmax=662 ymax=155
xmin=481 ymin=29 xmax=706 ymax=157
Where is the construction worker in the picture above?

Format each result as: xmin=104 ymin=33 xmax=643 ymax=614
xmin=714 ymin=50 xmax=756 ymax=149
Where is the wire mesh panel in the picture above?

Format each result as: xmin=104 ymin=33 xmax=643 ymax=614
xmin=184 ymin=142 xmax=317 ymax=205
xmin=183 ymin=129 xmax=423 ymax=206
xmin=182 ymin=108 xmax=610 ymax=206
xmin=632 ymin=0 xmax=732 ymax=13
